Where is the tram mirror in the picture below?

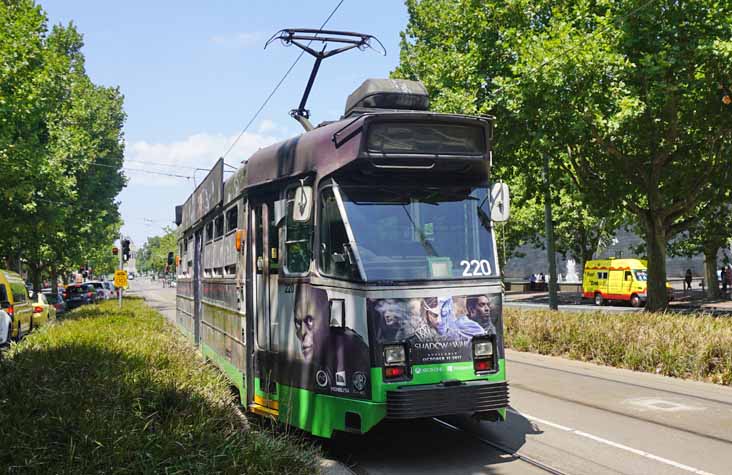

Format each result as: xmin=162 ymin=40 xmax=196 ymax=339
xmin=489 ymin=182 xmax=510 ymax=222
xmin=274 ymin=199 xmax=287 ymax=226
xmin=292 ymin=186 xmax=313 ymax=222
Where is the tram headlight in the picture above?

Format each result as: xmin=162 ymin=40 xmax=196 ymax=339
xmin=384 ymin=345 xmax=406 ymax=366
xmin=473 ymin=340 xmax=494 ymax=358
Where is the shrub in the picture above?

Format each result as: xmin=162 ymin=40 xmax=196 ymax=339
xmin=504 ymin=308 xmax=732 ymax=385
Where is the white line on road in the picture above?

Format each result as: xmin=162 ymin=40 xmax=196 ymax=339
xmin=508 ymin=409 xmax=717 ymax=475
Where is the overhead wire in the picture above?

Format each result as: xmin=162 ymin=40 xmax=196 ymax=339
xmin=219 ymin=0 xmax=346 ymax=162
xmin=13 ymin=154 xmax=193 ymax=180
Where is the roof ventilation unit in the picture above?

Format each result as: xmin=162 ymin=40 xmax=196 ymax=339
xmin=344 ymin=79 xmax=429 ymax=117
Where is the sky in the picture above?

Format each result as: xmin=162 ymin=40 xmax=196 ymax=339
xmin=41 ymin=0 xmax=409 ymax=246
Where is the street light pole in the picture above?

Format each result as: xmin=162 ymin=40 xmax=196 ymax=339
xmin=543 ymin=152 xmax=559 ymax=310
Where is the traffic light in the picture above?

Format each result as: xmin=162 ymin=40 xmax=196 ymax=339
xmin=122 ymin=239 xmax=131 ymax=262
xmin=112 ymin=246 xmax=119 ymax=255
xmin=167 ymin=251 xmax=174 ymax=266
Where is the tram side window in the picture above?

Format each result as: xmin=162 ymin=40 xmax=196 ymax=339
xmin=226 ymin=205 xmax=238 ymax=233
xmin=255 ymin=205 xmax=279 ymax=272
xmin=205 ymin=221 xmax=214 ymax=242
xmin=319 ymin=188 xmax=358 ymax=280
xmin=284 ymin=188 xmax=312 ymax=274
xmin=214 ymin=215 xmax=224 ymax=239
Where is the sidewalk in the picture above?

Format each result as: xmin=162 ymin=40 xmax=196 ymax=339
xmin=505 ymin=286 xmax=732 ymax=313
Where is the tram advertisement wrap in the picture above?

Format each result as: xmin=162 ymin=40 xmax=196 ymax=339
xmin=368 ymin=294 xmax=503 ymax=365
xmin=283 ymin=285 xmax=371 ymax=399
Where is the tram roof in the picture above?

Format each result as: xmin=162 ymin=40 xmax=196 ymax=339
xmin=244 ymin=117 xmax=359 ymax=190
xmin=244 ymin=111 xmax=493 ymax=190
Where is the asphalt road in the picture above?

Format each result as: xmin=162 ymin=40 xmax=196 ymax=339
xmin=131 ymin=279 xmax=732 ymax=475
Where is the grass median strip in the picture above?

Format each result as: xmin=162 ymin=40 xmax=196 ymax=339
xmin=0 ymin=298 xmax=320 ymax=474
xmin=504 ymin=308 xmax=732 ymax=385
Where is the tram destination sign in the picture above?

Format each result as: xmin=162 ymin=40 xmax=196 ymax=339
xmin=181 ymin=158 xmax=224 ymax=228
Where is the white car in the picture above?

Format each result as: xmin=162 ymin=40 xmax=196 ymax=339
xmin=0 ymin=309 xmax=11 ymax=346
xmin=102 ymin=281 xmax=115 ymax=296
xmin=87 ymin=281 xmax=113 ymax=300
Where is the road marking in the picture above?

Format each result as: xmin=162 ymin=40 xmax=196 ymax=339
xmin=625 ymin=398 xmax=705 ymax=413
xmin=508 ymin=409 xmax=717 ymax=475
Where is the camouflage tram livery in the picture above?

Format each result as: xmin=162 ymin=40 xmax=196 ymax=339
xmin=174 ymin=79 xmax=511 ymax=437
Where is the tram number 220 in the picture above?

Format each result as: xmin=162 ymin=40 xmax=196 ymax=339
xmin=460 ymin=259 xmax=493 ymax=277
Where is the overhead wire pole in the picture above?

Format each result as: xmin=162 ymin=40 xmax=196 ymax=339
xmin=543 ymin=152 xmax=559 ymax=310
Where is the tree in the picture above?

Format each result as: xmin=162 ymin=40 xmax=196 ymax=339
xmin=0 ymin=2 xmax=126 ymax=293
xmin=499 ymin=1 xmax=732 ymax=310
xmin=395 ymin=0 xmax=732 ymax=311
xmin=137 ymin=228 xmax=177 ymax=275
xmin=669 ymin=197 xmax=732 ymax=299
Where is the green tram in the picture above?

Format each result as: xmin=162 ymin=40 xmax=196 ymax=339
xmin=174 ymin=79 xmax=511 ymax=438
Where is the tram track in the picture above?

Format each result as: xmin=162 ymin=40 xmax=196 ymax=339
xmin=508 ymin=382 xmax=732 ymax=446
xmin=508 ymin=359 xmax=732 ymax=408
xmin=432 ymin=417 xmax=572 ymax=475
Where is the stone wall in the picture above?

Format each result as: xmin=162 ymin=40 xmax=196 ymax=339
xmin=503 ymin=228 xmax=731 ymax=280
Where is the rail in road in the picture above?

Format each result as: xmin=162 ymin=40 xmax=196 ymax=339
xmin=131 ymin=280 xmax=732 ymax=474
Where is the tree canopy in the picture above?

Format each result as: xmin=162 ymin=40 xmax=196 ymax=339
xmin=395 ymin=0 xmax=732 ymax=310
xmin=0 ymin=0 xmax=126 ymax=290
xmin=137 ymin=228 xmax=177 ymax=275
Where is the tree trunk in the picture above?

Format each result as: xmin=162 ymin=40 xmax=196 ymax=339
xmin=703 ymin=245 xmax=720 ymax=299
xmin=644 ymin=216 xmax=669 ymax=311
xmin=29 ymin=264 xmax=42 ymax=296
xmin=51 ymin=266 xmax=59 ymax=296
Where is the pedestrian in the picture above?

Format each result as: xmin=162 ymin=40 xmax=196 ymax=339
xmin=726 ymin=266 xmax=732 ymax=297
xmin=684 ymin=269 xmax=692 ymax=292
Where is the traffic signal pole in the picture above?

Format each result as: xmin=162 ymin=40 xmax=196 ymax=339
xmin=118 ymin=233 xmax=123 ymax=308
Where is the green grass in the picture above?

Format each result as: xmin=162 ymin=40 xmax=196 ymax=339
xmin=504 ymin=308 xmax=732 ymax=385
xmin=0 ymin=299 xmax=320 ymax=474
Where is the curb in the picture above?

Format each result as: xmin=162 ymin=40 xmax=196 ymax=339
xmin=320 ymin=458 xmax=358 ymax=475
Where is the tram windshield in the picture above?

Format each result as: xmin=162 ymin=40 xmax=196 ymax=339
xmin=319 ymin=183 xmax=497 ymax=282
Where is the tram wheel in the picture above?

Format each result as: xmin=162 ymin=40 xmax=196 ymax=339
xmin=594 ymin=292 xmax=604 ymax=306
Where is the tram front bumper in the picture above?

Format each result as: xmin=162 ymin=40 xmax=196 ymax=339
xmin=386 ymin=380 xmax=509 ymax=419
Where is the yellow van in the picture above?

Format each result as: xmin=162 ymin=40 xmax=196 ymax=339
xmin=0 ymin=270 xmax=34 ymax=341
xmin=582 ymin=258 xmax=672 ymax=307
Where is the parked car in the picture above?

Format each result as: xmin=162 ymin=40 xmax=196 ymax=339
xmin=63 ymin=283 xmax=97 ymax=309
xmin=0 ymin=309 xmax=11 ymax=347
xmin=42 ymin=289 xmax=67 ymax=316
xmin=128 ymin=272 xmax=135 ymax=280
xmin=102 ymin=281 xmax=115 ymax=297
xmin=87 ymin=281 xmax=112 ymax=300
xmin=0 ymin=270 xmax=34 ymax=341
xmin=32 ymin=292 xmax=56 ymax=327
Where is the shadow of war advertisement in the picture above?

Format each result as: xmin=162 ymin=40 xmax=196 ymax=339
xmin=368 ymin=294 xmax=502 ymax=365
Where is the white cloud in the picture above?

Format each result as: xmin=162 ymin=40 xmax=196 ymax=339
xmin=123 ymin=129 xmax=280 ymax=186
xmin=208 ymin=32 xmax=262 ymax=48
xmin=257 ymin=119 xmax=276 ymax=133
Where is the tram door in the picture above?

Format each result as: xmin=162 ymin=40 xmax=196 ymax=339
xmin=250 ymin=201 xmax=279 ymax=414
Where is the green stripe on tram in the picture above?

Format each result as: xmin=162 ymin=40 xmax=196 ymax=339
xmin=278 ymin=385 xmax=386 ymax=438
xmin=197 ymin=346 xmax=507 ymax=438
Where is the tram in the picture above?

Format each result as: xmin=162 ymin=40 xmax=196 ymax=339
xmin=174 ymin=78 xmax=511 ymax=438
